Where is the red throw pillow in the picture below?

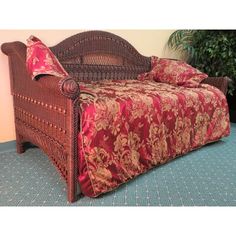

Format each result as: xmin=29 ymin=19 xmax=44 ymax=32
xmin=26 ymin=35 xmax=69 ymax=80
xmin=138 ymin=56 xmax=208 ymax=88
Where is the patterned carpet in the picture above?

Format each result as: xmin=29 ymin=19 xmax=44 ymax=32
xmin=0 ymin=123 xmax=236 ymax=206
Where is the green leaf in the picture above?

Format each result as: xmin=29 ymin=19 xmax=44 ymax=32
xmin=167 ymin=30 xmax=236 ymax=94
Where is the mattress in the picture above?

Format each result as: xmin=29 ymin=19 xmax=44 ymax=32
xmin=77 ymin=79 xmax=230 ymax=197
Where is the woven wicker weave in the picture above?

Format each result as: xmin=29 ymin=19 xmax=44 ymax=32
xmin=1 ymin=30 xmax=230 ymax=202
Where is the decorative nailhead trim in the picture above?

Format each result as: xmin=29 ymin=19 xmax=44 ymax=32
xmin=13 ymin=93 xmax=66 ymax=115
xmin=15 ymin=107 xmax=66 ymax=134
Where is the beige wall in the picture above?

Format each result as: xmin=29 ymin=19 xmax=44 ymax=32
xmin=0 ymin=30 xmax=178 ymax=143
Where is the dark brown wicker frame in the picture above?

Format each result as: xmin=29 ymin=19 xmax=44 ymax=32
xmin=1 ymin=30 xmax=230 ymax=202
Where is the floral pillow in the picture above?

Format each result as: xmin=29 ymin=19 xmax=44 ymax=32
xmin=138 ymin=56 xmax=208 ymax=88
xmin=26 ymin=35 xmax=69 ymax=80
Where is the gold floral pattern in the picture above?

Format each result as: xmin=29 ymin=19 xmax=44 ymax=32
xmin=78 ymin=79 xmax=230 ymax=197
xmin=138 ymin=57 xmax=208 ymax=88
xmin=26 ymin=36 xmax=68 ymax=80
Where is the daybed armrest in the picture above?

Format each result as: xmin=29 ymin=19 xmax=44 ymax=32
xmin=36 ymin=75 xmax=80 ymax=100
xmin=2 ymin=41 xmax=80 ymax=100
xmin=201 ymin=77 xmax=230 ymax=95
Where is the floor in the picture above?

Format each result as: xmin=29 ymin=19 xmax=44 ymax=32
xmin=0 ymin=123 xmax=235 ymax=206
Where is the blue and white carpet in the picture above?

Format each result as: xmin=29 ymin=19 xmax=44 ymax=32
xmin=0 ymin=124 xmax=235 ymax=206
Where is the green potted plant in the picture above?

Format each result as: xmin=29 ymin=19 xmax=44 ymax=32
xmin=167 ymin=30 xmax=236 ymax=122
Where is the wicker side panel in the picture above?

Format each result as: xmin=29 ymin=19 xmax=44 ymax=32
xmin=15 ymin=118 xmax=69 ymax=182
xmin=2 ymin=41 xmax=81 ymax=201
xmin=13 ymin=92 xmax=70 ymax=182
xmin=202 ymin=77 xmax=230 ymax=95
xmin=13 ymin=95 xmax=68 ymax=140
xmin=14 ymin=106 xmax=67 ymax=143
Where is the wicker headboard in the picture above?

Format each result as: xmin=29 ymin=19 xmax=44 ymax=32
xmin=50 ymin=31 xmax=151 ymax=81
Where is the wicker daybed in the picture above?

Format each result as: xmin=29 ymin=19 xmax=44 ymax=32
xmin=1 ymin=31 xmax=230 ymax=202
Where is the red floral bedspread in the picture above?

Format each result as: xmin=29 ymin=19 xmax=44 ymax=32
xmin=77 ymin=79 xmax=230 ymax=197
